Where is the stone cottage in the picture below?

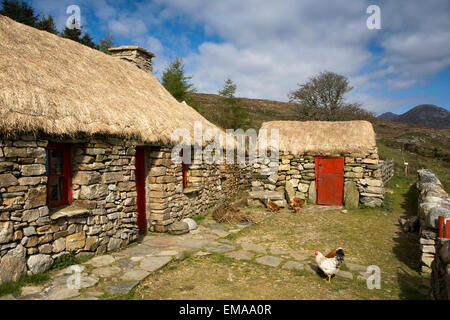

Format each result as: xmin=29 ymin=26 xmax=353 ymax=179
xmin=249 ymin=120 xmax=384 ymax=209
xmin=0 ymin=15 xmax=248 ymax=282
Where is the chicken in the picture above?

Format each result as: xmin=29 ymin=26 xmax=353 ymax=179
xmin=267 ymin=199 xmax=280 ymax=212
xmin=289 ymin=197 xmax=305 ymax=213
xmin=314 ymin=248 xmax=345 ymax=283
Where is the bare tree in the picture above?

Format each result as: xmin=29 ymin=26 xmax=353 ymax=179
xmin=288 ymin=71 xmax=374 ymax=121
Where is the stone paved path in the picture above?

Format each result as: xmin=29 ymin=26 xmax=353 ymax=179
xmin=2 ymin=214 xmax=378 ymax=300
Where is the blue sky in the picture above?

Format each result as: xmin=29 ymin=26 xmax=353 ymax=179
xmin=25 ymin=0 xmax=450 ymax=115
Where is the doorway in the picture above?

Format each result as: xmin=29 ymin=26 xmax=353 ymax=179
xmin=315 ymin=156 xmax=344 ymax=206
xmin=135 ymin=147 xmax=147 ymax=234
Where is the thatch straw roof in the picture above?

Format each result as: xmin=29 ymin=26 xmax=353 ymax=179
xmin=0 ymin=15 xmax=227 ymax=147
xmin=258 ymin=120 xmax=377 ymax=155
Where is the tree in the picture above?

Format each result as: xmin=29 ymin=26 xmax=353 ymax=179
xmin=36 ymin=14 xmax=58 ymax=34
xmin=288 ymin=71 xmax=374 ymax=121
xmin=217 ymin=78 xmax=250 ymax=129
xmin=99 ymin=33 xmax=116 ymax=54
xmin=161 ymin=57 xmax=196 ymax=102
xmin=0 ymin=0 xmax=38 ymax=27
xmin=60 ymin=22 xmax=99 ymax=50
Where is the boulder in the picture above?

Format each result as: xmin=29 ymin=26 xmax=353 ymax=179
xmin=344 ymin=181 xmax=359 ymax=209
xmin=308 ymin=181 xmax=316 ymax=204
xmin=168 ymin=221 xmax=189 ymax=235
xmin=182 ymin=218 xmax=198 ymax=231
xmin=0 ymin=245 xmax=27 ymax=284
xmin=248 ymin=190 xmax=284 ymax=201
xmin=27 ymin=254 xmax=53 ymax=274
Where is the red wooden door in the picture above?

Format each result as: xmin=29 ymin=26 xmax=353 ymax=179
xmin=135 ymin=147 xmax=147 ymax=234
xmin=315 ymin=157 xmax=344 ymax=206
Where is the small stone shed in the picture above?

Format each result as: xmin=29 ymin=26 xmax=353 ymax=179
xmin=0 ymin=15 xmax=248 ymax=282
xmin=250 ymin=120 xmax=384 ymax=209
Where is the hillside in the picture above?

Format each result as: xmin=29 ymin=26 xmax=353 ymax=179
xmin=378 ymin=104 xmax=450 ymax=129
xmin=188 ymin=93 xmax=450 ymax=189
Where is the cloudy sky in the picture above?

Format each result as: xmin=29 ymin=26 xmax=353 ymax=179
xmin=26 ymin=0 xmax=450 ymax=115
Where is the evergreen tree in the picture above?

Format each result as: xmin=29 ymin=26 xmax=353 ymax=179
xmin=161 ymin=57 xmax=196 ymax=102
xmin=60 ymin=21 xmax=99 ymax=50
xmin=217 ymin=78 xmax=250 ymax=129
xmin=0 ymin=0 xmax=38 ymax=27
xmin=36 ymin=14 xmax=58 ymax=34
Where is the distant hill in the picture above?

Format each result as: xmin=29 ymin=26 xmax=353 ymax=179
xmin=378 ymin=104 xmax=450 ymax=129
xmin=378 ymin=112 xmax=399 ymax=122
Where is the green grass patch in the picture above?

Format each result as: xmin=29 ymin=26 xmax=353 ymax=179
xmin=0 ymin=272 xmax=51 ymax=297
xmin=52 ymin=253 xmax=92 ymax=271
xmin=192 ymin=214 xmax=205 ymax=223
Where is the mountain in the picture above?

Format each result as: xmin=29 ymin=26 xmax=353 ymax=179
xmin=378 ymin=104 xmax=450 ymax=129
xmin=395 ymin=105 xmax=450 ymax=129
xmin=378 ymin=112 xmax=399 ymax=121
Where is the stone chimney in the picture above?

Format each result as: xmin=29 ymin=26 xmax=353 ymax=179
xmin=108 ymin=46 xmax=156 ymax=74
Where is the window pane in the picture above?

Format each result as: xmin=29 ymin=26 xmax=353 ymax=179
xmin=50 ymin=149 xmax=63 ymax=175
xmin=49 ymin=177 xmax=63 ymax=203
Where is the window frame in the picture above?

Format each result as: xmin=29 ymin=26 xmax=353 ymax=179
xmin=46 ymin=143 xmax=72 ymax=207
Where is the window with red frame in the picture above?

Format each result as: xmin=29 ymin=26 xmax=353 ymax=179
xmin=46 ymin=143 xmax=72 ymax=207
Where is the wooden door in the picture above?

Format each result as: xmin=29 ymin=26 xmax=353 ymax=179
xmin=135 ymin=147 xmax=147 ymax=234
xmin=315 ymin=157 xmax=344 ymax=206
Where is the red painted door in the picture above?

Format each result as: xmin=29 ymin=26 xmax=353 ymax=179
xmin=315 ymin=157 xmax=344 ymax=206
xmin=135 ymin=147 xmax=147 ymax=234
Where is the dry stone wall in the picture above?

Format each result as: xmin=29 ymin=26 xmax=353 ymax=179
xmin=248 ymin=148 xmax=384 ymax=209
xmin=146 ymin=147 xmax=252 ymax=232
xmin=0 ymin=135 xmax=139 ymax=283
xmin=416 ymin=169 xmax=450 ymax=274
xmin=429 ymin=239 xmax=450 ymax=299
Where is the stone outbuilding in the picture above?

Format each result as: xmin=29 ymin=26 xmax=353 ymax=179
xmin=0 ymin=15 xmax=248 ymax=282
xmin=249 ymin=120 xmax=385 ymax=209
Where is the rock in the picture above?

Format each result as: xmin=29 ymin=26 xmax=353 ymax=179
xmin=0 ymin=245 xmax=27 ymax=283
xmin=0 ymin=221 xmax=14 ymax=244
xmin=344 ymin=181 xmax=359 ymax=209
xmin=139 ymin=256 xmax=172 ymax=273
xmin=79 ymin=184 xmax=108 ymax=200
xmin=439 ymin=240 xmax=450 ymax=264
xmin=345 ymin=263 xmax=367 ymax=272
xmin=297 ymin=183 xmax=309 ymax=193
xmin=27 ymin=254 xmax=53 ymax=274
xmin=248 ymin=190 xmax=284 ymax=201
xmin=72 ymin=172 xmax=101 ymax=185
xmin=107 ymin=238 xmax=122 ymax=252
xmin=205 ymin=244 xmax=236 ymax=253
xmin=335 ymin=269 xmax=353 ymax=280
xmin=255 ymin=255 xmax=283 ymax=267
xmin=282 ymin=261 xmax=304 ymax=271
xmin=66 ymin=231 xmax=86 ymax=251
xmin=168 ymin=221 xmax=189 ymax=235
xmin=120 ymin=269 xmax=149 ymax=281
xmin=20 ymin=164 xmax=46 ymax=176
xmin=89 ymin=255 xmax=115 ymax=267
xmin=241 ymin=242 xmax=266 ymax=253
xmin=225 ymin=250 xmax=255 ymax=261
xmin=308 ymin=181 xmax=316 ymax=204
xmin=285 ymin=181 xmax=295 ymax=203
xmin=360 ymin=197 xmax=383 ymax=208
xmin=104 ymin=281 xmax=139 ymax=295
xmin=0 ymin=173 xmax=19 ymax=188
xmin=52 ymin=238 xmax=66 ymax=253
xmin=182 ymin=218 xmax=198 ymax=230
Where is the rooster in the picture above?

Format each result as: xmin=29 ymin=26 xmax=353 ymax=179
xmin=289 ymin=197 xmax=305 ymax=213
xmin=267 ymin=199 xmax=280 ymax=212
xmin=314 ymin=248 xmax=345 ymax=283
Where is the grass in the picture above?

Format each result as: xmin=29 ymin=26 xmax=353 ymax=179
xmin=192 ymin=214 xmax=205 ymax=224
xmin=52 ymin=253 xmax=93 ymax=270
xmin=0 ymin=272 xmax=51 ymax=297
xmin=378 ymin=140 xmax=449 ymax=191
xmin=136 ymin=174 xmax=429 ymax=300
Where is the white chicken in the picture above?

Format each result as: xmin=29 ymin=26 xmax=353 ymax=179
xmin=314 ymin=248 xmax=345 ymax=283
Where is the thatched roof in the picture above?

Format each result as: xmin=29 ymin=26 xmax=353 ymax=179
xmin=0 ymin=15 xmax=226 ymax=147
xmin=258 ymin=120 xmax=377 ymax=155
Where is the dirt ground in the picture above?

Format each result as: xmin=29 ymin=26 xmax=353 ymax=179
xmin=135 ymin=176 xmax=429 ymax=300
